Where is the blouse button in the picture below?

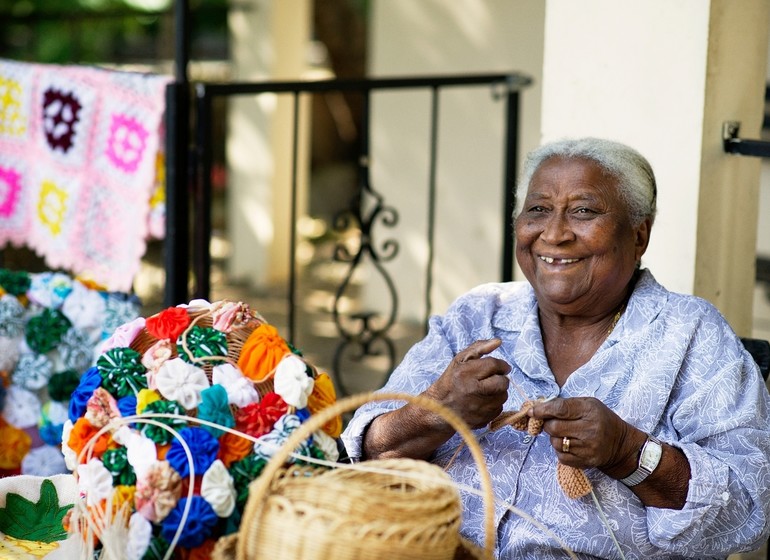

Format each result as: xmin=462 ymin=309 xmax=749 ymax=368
xmin=522 ymin=435 xmax=533 ymax=444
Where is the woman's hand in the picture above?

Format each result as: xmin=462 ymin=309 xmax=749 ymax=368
xmin=528 ymin=397 xmax=644 ymax=476
xmin=423 ymin=338 xmax=511 ymax=429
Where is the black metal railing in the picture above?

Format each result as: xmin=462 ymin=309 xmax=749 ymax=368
xmin=177 ymin=72 xmax=531 ymax=393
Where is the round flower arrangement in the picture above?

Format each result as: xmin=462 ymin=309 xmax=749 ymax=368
xmin=0 ymin=268 xmax=141 ymax=477
xmin=63 ymin=299 xmax=342 ymax=559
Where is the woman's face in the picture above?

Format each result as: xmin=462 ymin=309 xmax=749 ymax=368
xmin=514 ymin=156 xmax=651 ymax=315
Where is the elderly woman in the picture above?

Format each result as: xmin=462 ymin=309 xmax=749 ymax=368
xmin=341 ymin=137 xmax=770 ymax=559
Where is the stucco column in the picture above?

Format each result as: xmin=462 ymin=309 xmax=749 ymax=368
xmin=227 ymin=0 xmax=311 ymax=289
xmin=541 ymin=0 xmax=768 ymax=334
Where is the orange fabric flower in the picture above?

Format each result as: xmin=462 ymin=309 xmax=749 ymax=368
xmin=216 ymin=431 xmax=254 ymax=467
xmin=307 ymin=372 xmax=342 ymax=438
xmin=0 ymin=419 xmax=32 ymax=470
xmin=237 ymin=323 xmax=290 ymax=381
xmin=67 ymin=417 xmax=113 ymax=462
xmin=145 ymin=306 xmax=191 ymax=342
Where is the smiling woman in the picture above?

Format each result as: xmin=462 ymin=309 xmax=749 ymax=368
xmin=342 ymin=137 xmax=770 ymax=559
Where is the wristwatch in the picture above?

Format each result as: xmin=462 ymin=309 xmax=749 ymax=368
xmin=620 ymin=434 xmax=663 ymax=487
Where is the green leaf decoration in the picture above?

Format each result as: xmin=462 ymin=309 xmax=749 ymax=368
xmin=0 ymin=479 xmax=73 ymax=543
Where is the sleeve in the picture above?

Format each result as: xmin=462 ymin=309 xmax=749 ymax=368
xmin=646 ymin=318 xmax=770 ymax=556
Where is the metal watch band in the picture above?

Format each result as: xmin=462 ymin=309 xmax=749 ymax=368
xmin=620 ymin=434 xmax=662 ymax=487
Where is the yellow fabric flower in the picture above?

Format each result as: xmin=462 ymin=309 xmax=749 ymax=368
xmin=0 ymin=419 xmax=32 ymax=470
xmin=136 ymin=389 xmax=162 ymax=414
xmin=307 ymin=372 xmax=342 ymax=438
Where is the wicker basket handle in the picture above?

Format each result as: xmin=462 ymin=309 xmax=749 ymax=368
xmin=237 ymin=391 xmax=496 ymax=560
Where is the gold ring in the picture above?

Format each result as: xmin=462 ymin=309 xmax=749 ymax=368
xmin=562 ymin=436 xmax=570 ymax=453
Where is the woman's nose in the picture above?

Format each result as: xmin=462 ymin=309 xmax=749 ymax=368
xmin=540 ymin=213 xmax=575 ymax=244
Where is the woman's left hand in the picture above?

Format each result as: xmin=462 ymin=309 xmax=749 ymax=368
xmin=528 ymin=397 xmax=646 ymax=478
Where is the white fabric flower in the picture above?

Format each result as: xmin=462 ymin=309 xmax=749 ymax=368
xmin=179 ymin=299 xmax=211 ymax=312
xmin=212 ymin=363 xmax=260 ymax=407
xmin=2 ymin=386 xmax=41 ymax=428
xmin=155 ymin=357 xmax=210 ymax=410
xmin=21 ymin=444 xmax=68 ymax=476
xmin=61 ymin=281 xmax=107 ymax=334
xmin=44 ymin=400 xmax=70 ymax=426
xmin=201 ymin=459 xmax=236 ymax=517
xmin=274 ymin=355 xmax=314 ymax=408
xmin=313 ymin=430 xmax=340 ymax=462
xmin=127 ymin=512 xmax=153 ymax=560
xmin=78 ymin=458 xmax=114 ymax=507
xmin=61 ymin=420 xmax=77 ymax=471
xmin=13 ymin=352 xmax=53 ymax=391
xmin=0 ymin=335 xmax=20 ymax=371
xmin=113 ymin=426 xmax=158 ymax=480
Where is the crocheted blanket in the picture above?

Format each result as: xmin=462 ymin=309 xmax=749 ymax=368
xmin=0 ymin=59 xmax=170 ymax=292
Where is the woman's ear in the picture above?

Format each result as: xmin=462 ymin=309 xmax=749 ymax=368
xmin=634 ymin=217 xmax=652 ymax=262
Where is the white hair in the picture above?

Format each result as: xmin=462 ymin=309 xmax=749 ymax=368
xmin=515 ymin=137 xmax=657 ymax=227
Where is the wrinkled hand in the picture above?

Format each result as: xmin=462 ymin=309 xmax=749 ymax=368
xmin=528 ymin=397 xmax=644 ymax=476
xmin=424 ymin=339 xmax=511 ymax=429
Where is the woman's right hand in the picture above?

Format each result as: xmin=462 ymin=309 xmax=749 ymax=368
xmin=424 ymin=338 xmax=511 ymax=429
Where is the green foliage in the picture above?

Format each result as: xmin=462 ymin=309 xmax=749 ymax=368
xmin=0 ymin=479 xmax=73 ymax=543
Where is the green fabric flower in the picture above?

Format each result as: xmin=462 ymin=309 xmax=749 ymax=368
xmin=101 ymin=446 xmax=137 ymax=486
xmin=97 ymin=347 xmax=147 ymax=398
xmin=177 ymin=325 xmax=227 ymax=365
xmin=139 ymin=399 xmax=186 ymax=445
xmin=48 ymin=369 xmax=81 ymax=402
xmin=197 ymin=384 xmax=234 ymax=438
xmin=0 ymin=269 xmax=31 ymax=296
xmin=230 ymin=455 xmax=268 ymax=510
xmin=26 ymin=308 xmax=72 ymax=354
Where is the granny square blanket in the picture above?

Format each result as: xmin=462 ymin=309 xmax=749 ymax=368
xmin=0 ymin=59 xmax=170 ymax=292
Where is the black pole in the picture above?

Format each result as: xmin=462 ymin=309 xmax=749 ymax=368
xmin=193 ymin=86 xmax=212 ymax=300
xmin=163 ymin=0 xmax=191 ymax=306
xmin=502 ymin=87 xmax=520 ymax=283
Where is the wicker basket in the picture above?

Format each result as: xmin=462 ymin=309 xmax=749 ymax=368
xmin=231 ymin=392 xmax=495 ymax=560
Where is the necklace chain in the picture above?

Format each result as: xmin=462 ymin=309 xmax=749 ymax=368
xmin=607 ymin=304 xmax=626 ymax=337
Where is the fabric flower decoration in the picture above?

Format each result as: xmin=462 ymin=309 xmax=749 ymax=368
xmin=161 ymin=496 xmax=218 ymax=549
xmin=0 ymin=294 xmax=25 ymax=337
xmin=274 ymin=354 xmax=314 ymax=408
xmin=61 ymin=420 xmax=77 ymax=470
xmin=25 ymin=308 xmax=72 ymax=354
xmin=0 ymin=334 xmax=21 ymax=371
xmin=38 ymin=400 xmax=69 ymax=446
xmin=234 ymin=392 xmax=288 ymax=439
xmin=69 ymin=366 xmax=103 ymax=422
xmin=201 ymin=459 xmax=236 ymax=517
xmin=58 ymin=327 xmax=96 ymax=372
xmin=3 ymin=386 xmax=41 ymax=429
xmin=97 ymin=347 xmax=148 ymax=398
xmin=145 ymin=306 xmax=191 ymax=342
xmin=237 ymin=323 xmax=291 ymax=381
xmin=139 ymin=399 xmax=186 ymax=445
xmin=141 ymin=339 xmax=174 ymax=389
xmin=102 ymin=446 xmax=137 ymax=486
xmin=136 ymin=389 xmax=161 ymax=413
xmin=49 ymin=369 xmax=82 ymax=402
xmin=100 ymin=316 xmax=146 ymax=353
xmin=21 ymin=444 xmax=67 ymax=476
xmin=197 ymin=385 xmax=234 ymax=438
xmin=113 ymin=426 xmax=158 ymax=481
xmin=118 ymin=394 xmax=138 ymax=418
xmin=0 ymin=268 xmax=31 ymax=296
xmin=216 ymin=431 xmax=254 ymax=468
xmin=177 ymin=325 xmax=228 ymax=365
xmin=12 ymin=352 xmax=53 ymax=391
xmin=67 ymin=417 xmax=113 ymax=462
xmin=166 ymin=427 xmax=219 ymax=478
xmin=78 ymin=458 xmax=115 ymax=507
xmin=127 ymin=512 xmax=153 ymax=560
xmin=155 ymin=358 xmax=209 ymax=410
xmin=307 ymin=372 xmax=342 ymax=438
xmin=102 ymin=294 xmax=142 ymax=340
xmin=253 ymin=413 xmax=310 ymax=461
xmin=313 ymin=430 xmax=340 ymax=463
xmin=211 ymin=363 xmax=259 ymax=408
xmin=135 ymin=461 xmax=182 ymax=523
xmin=211 ymin=301 xmax=253 ymax=332
xmin=85 ymin=387 xmax=121 ymax=428
xmin=27 ymin=271 xmax=73 ymax=309
xmin=61 ymin=281 xmax=107 ymax=334
xmin=0 ymin=418 xmax=32 ymax=470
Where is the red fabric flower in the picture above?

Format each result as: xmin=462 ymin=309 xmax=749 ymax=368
xmin=234 ymin=392 xmax=288 ymax=438
xmin=145 ymin=307 xmax=191 ymax=342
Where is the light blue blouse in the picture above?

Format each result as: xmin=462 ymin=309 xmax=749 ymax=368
xmin=342 ymin=270 xmax=770 ymax=559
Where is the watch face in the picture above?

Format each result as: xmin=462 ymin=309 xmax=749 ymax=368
xmin=640 ymin=439 xmax=663 ymax=471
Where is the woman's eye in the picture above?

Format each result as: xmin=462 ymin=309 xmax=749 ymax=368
xmin=574 ymin=207 xmax=596 ymax=215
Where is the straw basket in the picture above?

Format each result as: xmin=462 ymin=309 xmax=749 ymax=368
xmin=231 ymin=392 xmax=495 ymax=560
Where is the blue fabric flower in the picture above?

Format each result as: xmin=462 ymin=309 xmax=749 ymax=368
xmin=166 ymin=427 xmax=219 ymax=478
xmin=39 ymin=422 xmax=64 ymax=446
xmin=160 ymin=496 xmax=218 ymax=548
xmin=295 ymin=407 xmax=311 ymax=422
xmin=117 ymin=394 xmax=137 ymax=418
xmin=197 ymin=384 xmax=234 ymax=438
xmin=68 ymin=366 xmax=102 ymax=423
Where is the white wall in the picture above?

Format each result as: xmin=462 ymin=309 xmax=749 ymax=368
xmin=367 ymin=0 xmax=545 ymax=320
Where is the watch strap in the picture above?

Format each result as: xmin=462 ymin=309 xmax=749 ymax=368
xmin=620 ymin=434 xmax=662 ymax=487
